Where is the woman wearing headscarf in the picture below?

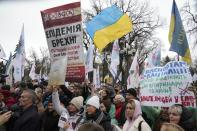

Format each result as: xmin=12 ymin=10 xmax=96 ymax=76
xmin=123 ymin=99 xmax=151 ymax=131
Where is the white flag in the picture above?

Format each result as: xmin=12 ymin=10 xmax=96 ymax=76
xmin=145 ymin=44 xmax=161 ymax=68
xmin=85 ymin=43 xmax=94 ymax=73
xmin=93 ymin=66 xmax=100 ymax=88
xmin=109 ymin=40 xmax=120 ymax=78
xmin=5 ymin=53 xmax=13 ymax=86
xmin=13 ymin=25 xmax=26 ymax=82
xmin=0 ymin=44 xmax=6 ymax=58
xmin=29 ymin=62 xmax=36 ymax=80
xmin=127 ymin=50 xmax=139 ymax=89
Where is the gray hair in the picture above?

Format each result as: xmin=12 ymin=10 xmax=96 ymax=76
xmin=115 ymin=94 xmax=125 ymax=102
xmin=23 ymin=89 xmax=37 ymax=104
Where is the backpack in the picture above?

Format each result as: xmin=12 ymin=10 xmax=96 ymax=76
xmin=138 ymin=121 xmax=143 ymax=131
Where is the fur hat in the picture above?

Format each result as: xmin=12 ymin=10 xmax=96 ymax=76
xmin=70 ymin=96 xmax=84 ymax=110
xmin=86 ymin=95 xmax=100 ymax=109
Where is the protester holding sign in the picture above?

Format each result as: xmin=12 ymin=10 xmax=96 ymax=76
xmin=52 ymin=86 xmax=84 ymax=131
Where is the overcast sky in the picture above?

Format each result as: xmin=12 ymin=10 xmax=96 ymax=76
xmin=0 ymin=0 xmax=188 ymax=60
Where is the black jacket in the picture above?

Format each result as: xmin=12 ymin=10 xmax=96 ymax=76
xmin=42 ymin=110 xmax=59 ymax=131
xmin=13 ymin=105 xmax=41 ymax=131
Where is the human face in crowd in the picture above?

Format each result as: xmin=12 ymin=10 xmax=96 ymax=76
xmin=113 ymin=95 xmax=121 ymax=105
xmin=73 ymin=86 xmax=82 ymax=96
xmin=125 ymin=102 xmax=135 ymax=118
xmin=126 ymin=93 xmax=136 ymax=101
xmin=101 ymin=90 xmax=107 ymax=97
xmin=86 ymin=105 xmax=97 ymax=115
xmin=168 ymin=106 xmax=181 ymax=124
xmin=47 ymin=102 xmax=54 ymax=112
xmin=68 ymin=86 xmax=74 ymax=93
xmin=67 ymin=103 xmax=78 ymax=113
xmin=100 ymin=103 xmax=106 ymax=112
xmin=46 ymin=85 xmax=53 ymax=93
xmin=19 ymin=91 xmax=33 ymax=109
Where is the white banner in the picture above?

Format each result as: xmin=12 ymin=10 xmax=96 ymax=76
xmin=109 ymin=40 xmax=120 ymax=78
xmin=127 ymin=50 xmax=139 ymax=89
xmin=93 ymin=66 xmax=100 ymax=88
xmin=85 ymin=43 xmax=94 ymax=73
xmin=140 ymin=61 xmax=196 ymax=107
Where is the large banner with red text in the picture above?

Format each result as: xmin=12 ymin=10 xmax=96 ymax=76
xmin=41 ymin=2 xmax=85 ymax=82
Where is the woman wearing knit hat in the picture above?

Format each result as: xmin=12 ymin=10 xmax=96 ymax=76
xmin=82 ymin=95 xmax=112 ymax=131
xmin=52 ymin=86 xmax=84 ymax=131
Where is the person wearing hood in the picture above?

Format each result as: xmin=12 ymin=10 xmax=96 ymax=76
xmin=123 ymin=99 xmax=151 ymax=131
xmin=168 ymin=104 xmax=196 ymax=131
xmin=82 ymin=95 xmax=112 ymax=131
xmin=52 ymin=86 xmax=84 ymax=131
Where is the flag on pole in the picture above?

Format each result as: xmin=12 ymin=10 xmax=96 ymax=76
xmin=29 ymin=62 xmax=36 ymax=80
xmin=13 ymin=24 xmax=26 ymax=82
xmin=86 ymin=5 xmax=132 ymax=51
xmin=168 ymin=0 xmax=191 ymax=64
xmin=109 ymin=40 xmax=120 ymax=78
xmin=85 ymin=43 xmax=94 ymax=73
xmin=93 ymin=66 xmax=100 ymax=88
xmin=0 ymin=44 xmax=6 ymax=58
xmin=127 ymin=50 xmax=139 ymax=89
xmin=5 ymin=53 xmax=13 ymax=86
xmin=145 ymin=44 xmax=161 ymax=68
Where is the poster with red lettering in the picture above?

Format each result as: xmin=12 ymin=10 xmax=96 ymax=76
xmin=140 ymin=61 xmax=196 ymax=107
xmin=41 ymin=2 xmax=85 ymax=82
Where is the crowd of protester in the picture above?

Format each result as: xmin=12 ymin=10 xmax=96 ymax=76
xmin=0 ymin=79 xmax=196 ymax=131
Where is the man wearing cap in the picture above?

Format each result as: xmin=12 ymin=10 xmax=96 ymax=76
xmin=82 ymin=95 xmax=112 ymax=131
xmin=52 ymin=86 xmax=84 ymax=131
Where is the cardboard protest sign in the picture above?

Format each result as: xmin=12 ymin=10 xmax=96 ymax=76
xmin=48 ymin=57 xmax=67 ymax=85
xmin=41 ymin=2 xmax=85 ymax=82
xmin=140 ymin=61 xmax=196 ymax=107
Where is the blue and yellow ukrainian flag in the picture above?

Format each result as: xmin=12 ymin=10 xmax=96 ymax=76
xmin=168 ymin=0 xmax=191 ymax=64
xmin=86 ymin=5 xmax=132 ymax=51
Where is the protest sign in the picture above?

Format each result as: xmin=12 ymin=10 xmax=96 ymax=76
xmin=41 ymin=2 xmax=85 ymax=82
xmin=140 ymin=61 xmax=196 ymax=107
xmin=48 ymin=57 xmax=67 ymax=85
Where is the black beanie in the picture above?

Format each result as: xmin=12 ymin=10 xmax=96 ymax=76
xmin=126 ymin=88 xmax=137 ymax=98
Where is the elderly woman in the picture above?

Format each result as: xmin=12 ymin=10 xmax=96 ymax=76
xmin=114 ymin=94 xmax=125 ymax=126
xmin=123 ymin=99 xmax=151 ymax=131
xmin=168 ymin=104 xmax=196 ymax=131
